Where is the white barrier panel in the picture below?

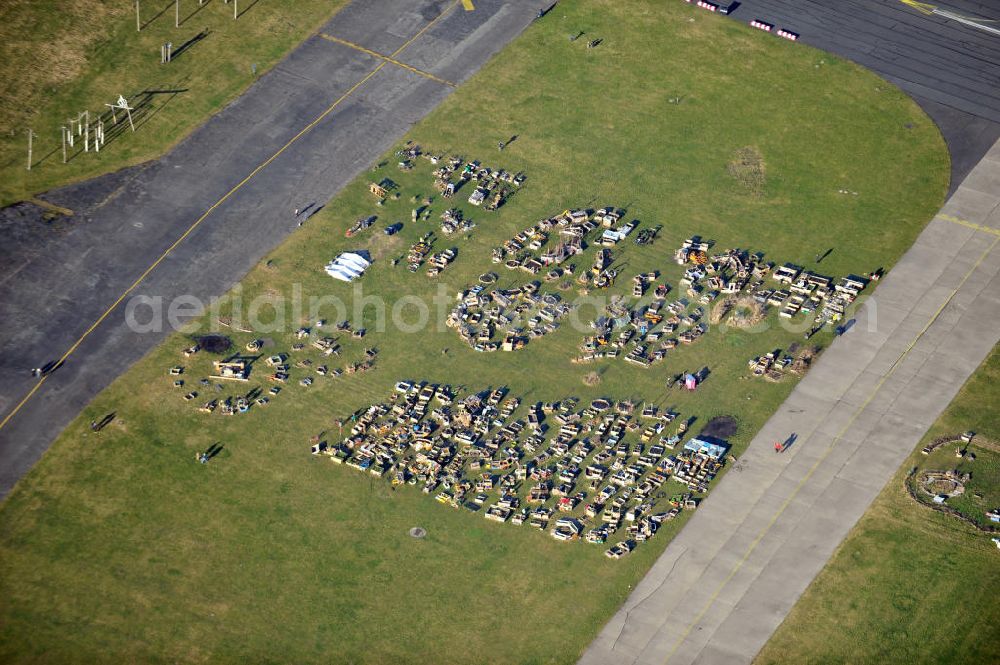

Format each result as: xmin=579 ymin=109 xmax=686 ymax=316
xmin=750 ymin=19 xmax=774 ymax=32
xmin=776 ymin=28 xmax=799 ymax=41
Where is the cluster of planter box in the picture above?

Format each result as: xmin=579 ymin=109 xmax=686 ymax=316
xmin=314 ymin=381 xmax=737 ymax=559
xmin=576 ymin=235 xmax=868 ymax=371
xmin=446 ymin=281 xmax=572 ymax=352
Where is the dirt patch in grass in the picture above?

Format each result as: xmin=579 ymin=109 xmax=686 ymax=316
xmin=367 ymin=233 xmax=403 ymax=261
xmin=711 ymin=295 xmax=766 ymax=328
xmin=196 ymin=334 xmax=232 ymax=354
xmin=727 ymin=146 xmax=766 ymax=198
xmin=701 ymin=415 xmax=738 ymax=440
xmin=789 ymin=346 xmax=818 ymax=374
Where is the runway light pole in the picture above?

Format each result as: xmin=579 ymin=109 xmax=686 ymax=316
xmin=26 ymin=129 xmax=35 ymax=171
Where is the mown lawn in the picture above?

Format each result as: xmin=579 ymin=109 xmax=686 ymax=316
xmin=0 ymin=0 xmax=346 ymax=206
xmin=0 ymin=1 xmax=949 ymax=663
xmin=756 ymin=344 xmax=1000 ymax=665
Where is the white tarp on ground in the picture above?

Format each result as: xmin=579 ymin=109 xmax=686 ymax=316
xmin=325 ymin=252 xmax=370 ymax=281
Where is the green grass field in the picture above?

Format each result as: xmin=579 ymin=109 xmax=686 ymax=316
xmin=0 ymin=0 xmax=346 ymax=206
xmin=0 ymin=1 xmax=949 ymax=663
xmin=756 ymin=344 xmax=1000 ymax=665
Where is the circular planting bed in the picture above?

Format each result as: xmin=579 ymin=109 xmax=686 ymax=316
xmin=917 ymin=470 xmax=966 ymax=498
xmin=711 ymin=295 xmax=766 ymax=328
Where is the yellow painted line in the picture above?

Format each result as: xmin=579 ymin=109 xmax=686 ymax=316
xmin=899 ymin=0 xmax=936 ymax=15
xmin=461 ymin=0 xmax=475 ymax=11
xmin=664 ymin=233 xmax=999 ymax=662
xmin=0 ymin=1 xmax=461 ymax=434
xmin=899 ymin=0 xmax=1000 ymax=34
xmin=937 ymin=213 xmax=1000 ymax=237
xmin=395 ymin=0 xmax=459 ymax=54
xmin=319 ymin=33 xmax=456 ymax=87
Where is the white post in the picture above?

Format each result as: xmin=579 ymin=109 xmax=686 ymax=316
xmin=175 ymin=0 xmax=179 ymax=27
xmin=136 ymin=0 xmax=141 ymax=31
xmin=84 ymin=119 xmax=90 ymax=152
xmin=234 ymin=0 xmax=238 ymax=19
xmin=26 ymin=129 xmax=33 ymax=171
xmin=67 ymin=120 xmax=74 ymax=148
xmin=62 ymin=126 xmax=67 ymax=163
xmin=124 ymin=103 xmax=135 ymax=132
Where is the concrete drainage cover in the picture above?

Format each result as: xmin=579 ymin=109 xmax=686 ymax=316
xmin=409 ymin=527 xmax=427 ymax=539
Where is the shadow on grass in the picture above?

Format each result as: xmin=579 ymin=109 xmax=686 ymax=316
xmin=238 ymin=0 xmax=263 ymax=20
xmin=141 ymin=0 xmax=175 ymax=30
xmin=30 ymin=145 xmax=62 ymax=169
xmin=180 ymin=0 xmax=213 ymax=27
xmin=172 ymin=30 xmax=211 ymax=61
xmin=205 ymin=441 xmax=224 ymax=460
xmin=91 ymin=412 xmax=116 ymax=432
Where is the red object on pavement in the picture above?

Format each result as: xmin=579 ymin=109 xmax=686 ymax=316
xmin=774 ymin=441 xmax=783 ymax=453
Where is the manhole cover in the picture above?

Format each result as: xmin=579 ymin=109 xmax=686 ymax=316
xmin=409 ymin=527 xmax=427 ymax=539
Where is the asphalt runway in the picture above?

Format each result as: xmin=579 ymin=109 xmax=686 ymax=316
xmin=723 ymin=0 xmax=1000 ymax=192
xmin=0 ymin=0 xmax=544 ymax=497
